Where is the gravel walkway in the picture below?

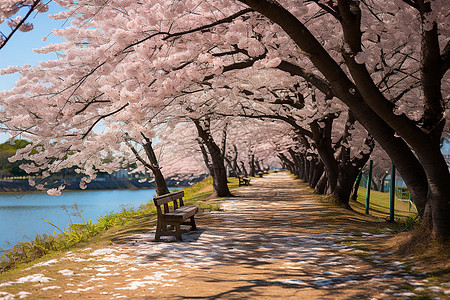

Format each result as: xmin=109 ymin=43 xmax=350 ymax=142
xmin=1 ymin=172 xmax=448 ymax=299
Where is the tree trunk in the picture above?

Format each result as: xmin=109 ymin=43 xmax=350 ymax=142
xmin=240 ymin=161 xmax=248 ymax=177
xmin=224 ymin=156 xmax=238 ymax=178
xmin=279 ymin=152 xmax=296 ymax=176
xmin=332 ymin=164 xmax=360 ymax=208
xmin=255 ymin=159 xmax=263 ymax=173
xmin=304 ymin=157 xmax=311 ymax=183
xmin=125 ymin=134 xmax=169 ymax=196
xmin=308 ymin=158 xmax=316 ymax=187
xmin=298 ymin=154 xmax=306 ymax=180
xmin=249 ymin=154 xmax=256 ymax=177
xmin=310 ymin=160 xmax=324 ymax=189
xmin=310 ymin=120 xmax=339 ymax=193
xmin=417 ymin=145 xmax=450 ymax=238
xmin=152 ymin=167 xmax=170 ymax=196
xmin=288 ymin=149 xmax=301 ymax=179
xmin=197 ymin=139 xmax=213 ymax=175
xmin=193 ymin=118 xmax=232 ymax=197
xmin=334 ymin=132 xmax=374 ymax=207
xmin=380 ymin=172 xmax=388 ymax=193
xmin=371 ymin=179 xmax=379 ymax=192
xmin=141 ymin=137 xmax=170 ymax=196
xmin=315 ymin=144 xmax=338 ymax=192
xmin=308 ymin=158 xmax=316 ymax=184
xmin=315 ymin=171 xmax=328 ymax=195
xmin=220 ymin=122 xmax=228 ymax=157
xmin=231 ymin=145 xmax=242 ymax=176
xmin=351 ymin=172 xmax=362 ymax=201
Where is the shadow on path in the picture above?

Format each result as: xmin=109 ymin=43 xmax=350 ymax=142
xmin=1 ymin=172 xmax=447 ymax=299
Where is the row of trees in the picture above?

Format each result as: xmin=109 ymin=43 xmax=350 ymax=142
xmin=0 ymin=1 xmax=448 ymax=240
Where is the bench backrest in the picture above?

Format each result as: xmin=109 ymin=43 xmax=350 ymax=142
xmin=153 ymin=190 xmax=185 ymax=215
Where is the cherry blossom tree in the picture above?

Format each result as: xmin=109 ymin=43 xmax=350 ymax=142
xmin=238 ymin=0 xmax=449 ymax=239
xmin=0 ymin=0 xmax=448 ymax=239
xmin=222 ymin=117 xmax=286 ymax=174
xmin=211 ymin=65 xmax=375 ymax=206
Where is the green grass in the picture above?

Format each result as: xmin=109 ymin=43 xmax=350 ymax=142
xmin=355 ymin=187 xmax=417 ymax=216
xmin=0 ymin=176 xmax=225 ymax=274
xmin=0 ymin=205 xmax=150 ymax=273
xmin=352 ymin=187 xmax=419 ymax=231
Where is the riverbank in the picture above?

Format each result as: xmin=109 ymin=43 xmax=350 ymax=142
xmin=0 ymin=174 xmax=208 ymax=193
xmin=0 ymin=189 xmax=166 ymax=253
xmin=0 ymin=176 xmax=219 ymax=273
xmin=0 ymin=172 xmax=448 ymax=299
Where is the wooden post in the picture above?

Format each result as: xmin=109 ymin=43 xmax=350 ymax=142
xmin=365 ymin=160 xmax=373 ymax=214
xmin=389 ymin=163 xmax=396 ymax=222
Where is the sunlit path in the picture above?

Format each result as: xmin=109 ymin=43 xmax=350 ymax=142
xmin=0 ymin=172 xmax=448 ymax=299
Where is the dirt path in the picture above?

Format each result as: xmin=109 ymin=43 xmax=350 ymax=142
xmin=1 ymin=172 xmax=448 ymax=299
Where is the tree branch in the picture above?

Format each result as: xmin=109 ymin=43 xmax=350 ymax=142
xmin=82 ymin=103 xmax=129 ymax=139
xmin=276 ymin=60 xmax=334 ymax=99
xmin=75 ymin=93 xmax=109 ymax=115
xmin=218 ymin=111 xmax=313 ymax=138
xmin=162 ymin=8 xmax=254 ymax=41
xmin=202 ymin=48 xmax=268 ymax=81
xmin=0 ymin=0 xmax=41 ymax=50
xmin=122 ymin=8 xmax=253 ymax=53
xmin=125 ymin=139 xmax=155 ymax=171
xmin=307 ymin=0 xmax=341 ymax=21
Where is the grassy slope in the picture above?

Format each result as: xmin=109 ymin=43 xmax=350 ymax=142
xmin=304 ymin=180 xmax=448 ymax=277
xmin=354 ymin=187 xmax=417 ymax=218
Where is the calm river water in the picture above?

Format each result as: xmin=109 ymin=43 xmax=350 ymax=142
xmin=0 ymin=189 xmax=166 ymax=252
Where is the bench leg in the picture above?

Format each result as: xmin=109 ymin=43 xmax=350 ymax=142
xmin=155 ymin=220 xmax=163 ymax=241
xmin=190 ymin=216 xmax=197 ymax=230
xmin=175 ymin=223 xmax=182 ymax=241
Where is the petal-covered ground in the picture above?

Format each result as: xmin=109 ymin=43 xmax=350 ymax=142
xmin=0 ymin=172 xmax=448 ymax=299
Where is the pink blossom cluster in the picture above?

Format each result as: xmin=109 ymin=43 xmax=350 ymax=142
xmin=0 ymin=0 xmax=447 ymax=197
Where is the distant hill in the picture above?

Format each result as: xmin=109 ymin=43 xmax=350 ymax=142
xmin=0 ymin=139 xmax=32 ymax=178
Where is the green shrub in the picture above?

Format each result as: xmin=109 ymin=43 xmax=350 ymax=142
xmin=396 ymin=186 xmax=410 ymax=199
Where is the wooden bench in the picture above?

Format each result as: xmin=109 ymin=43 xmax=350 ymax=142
xmin=153 ymin=190 xmax=198 ymax=241
xmin=238 ymin=175 xmax=251 ymax=186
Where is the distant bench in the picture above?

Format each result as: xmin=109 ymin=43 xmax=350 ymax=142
xmin=153 ymin=190 xmax=198 ymax=241
xmin=238 ymin=175 xmax=251 ymax=187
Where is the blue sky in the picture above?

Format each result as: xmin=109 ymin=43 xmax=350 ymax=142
xmin=0 ymin=3 xmax=66 ymax=91
xmin=0 ymin=3 xmax=66 ymax=142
